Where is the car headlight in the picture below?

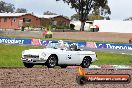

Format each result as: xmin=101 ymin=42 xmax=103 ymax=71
xmin=41 ymin=52 xmax=46 ymax=57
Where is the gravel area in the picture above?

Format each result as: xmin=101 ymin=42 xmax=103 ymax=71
xmin=0 ymin=68 xmax=131 ymax=88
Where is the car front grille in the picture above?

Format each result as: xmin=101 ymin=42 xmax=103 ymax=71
xmin=24 ymin=55 xmax=39 ymax=58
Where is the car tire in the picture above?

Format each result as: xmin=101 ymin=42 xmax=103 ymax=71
xmin=76 ymin=76 xmax=87 ymax=85
xmin=23 ymin=63 xmax=34 ymax=68
xmin=46 ymin=55 xmax=58 ymax=68
xmin=81 ymin=57 xmax=91 ymax=68
xmin=60 ymin=65 xmax=67 ymax=68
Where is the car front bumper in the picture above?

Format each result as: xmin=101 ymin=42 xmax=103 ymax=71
xmin=21 ymin=58 xmax=47 ymax=64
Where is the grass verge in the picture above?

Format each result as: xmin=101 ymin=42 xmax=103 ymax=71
xmin=93 ymin=52 xmax=132 ymax=65
xmin=0 ymin=44 xmax=38 ymax=67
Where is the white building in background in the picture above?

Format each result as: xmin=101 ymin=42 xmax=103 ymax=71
xmin=71 ymin=20 xmax=132 ymax=33
xmin=70 ymin=21 xmax=93 ymax=31
xmin=93 ymin=20 xmax=132 ymax=33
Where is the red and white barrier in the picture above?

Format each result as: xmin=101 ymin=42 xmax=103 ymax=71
xmin=67 ymin=65 xmax=132 ymax=70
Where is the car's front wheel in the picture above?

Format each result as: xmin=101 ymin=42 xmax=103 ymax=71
xmin=23 ymin=63 xmax=34 ymax=68
xmin=81 ymin=57 xmax=91 ymax=68
xmin=46 ymin=55 xmax=58 ymax=68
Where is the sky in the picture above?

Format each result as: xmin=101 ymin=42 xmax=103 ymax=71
xmin=1 ymin=0 xmax=132 ymax=20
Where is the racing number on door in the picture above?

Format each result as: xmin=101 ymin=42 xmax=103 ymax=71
xmin=68 ymin=55 xmax=71 ymax=59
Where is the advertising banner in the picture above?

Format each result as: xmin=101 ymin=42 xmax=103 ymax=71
xmin=1 ymin=37 xmax=132 ymax=50
xmin=32 ymin=38 xmax=42 ymax=46
xmin=0 ymin=37 xmax=31 ymax=45
xmin=86 ymin=42 xmax=97 ymax=48
xmin=96 ymin=43 xmax=132 ymax=50
xmin=40 ymin=40 xmax=57 ymax=45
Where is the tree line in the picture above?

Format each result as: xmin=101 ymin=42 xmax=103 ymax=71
xmin=0 ymin=1 xmax=27 ymax=13
xmin=0 ymin=1 xmax=60 ymax=15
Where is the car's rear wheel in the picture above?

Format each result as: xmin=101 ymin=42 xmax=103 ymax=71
xmin=60 ymin=65 xmax=67 ymax=68
xmin=46 ymin=55 xmax=58 ymax=68
xmin=81 ymin=57 xmax=91 ymax=68
xmin=23 ymin=63 xmax=34 ymax=68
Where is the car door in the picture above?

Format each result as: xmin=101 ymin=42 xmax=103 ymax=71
xmin=57 ymin=49 xmax=70 ymax=64
xmin=64 ymin=51 xmax=81 ymax=65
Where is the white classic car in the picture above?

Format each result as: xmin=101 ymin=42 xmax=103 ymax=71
xmin=21 ymin=40 xmax=97 ymax=68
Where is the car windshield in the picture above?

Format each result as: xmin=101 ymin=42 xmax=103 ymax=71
xmin=46 ymin=42 xmax=70 ymax=50
xmin=46 ymin=42 xmax=60 ymax=48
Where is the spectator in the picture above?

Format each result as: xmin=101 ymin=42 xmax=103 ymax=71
xmin=42 ymin=28 xmax=48 ymax=37
xmin=42 ymin=27 xmax=53 ymax=38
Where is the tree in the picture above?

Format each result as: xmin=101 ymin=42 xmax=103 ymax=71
xmin=123 ymin=17 xmax=132 ymax=21
xmin=88 ymin=5 xmax=111 ymax=21
xmin=16 ymin=8 xmax=27 ymax=13
xmin=43 ymin=11 xmax=57 ymax=15
xmin=71 ymin=14 xmax=79 ymax=20
xmin=92 ymin=4 xmax=111 ymax=20
xmin=0 ymin=1 xmax=15 ymax=13
xmin=105 ymin=16 xmax=110 ymax=20
xmin=71 ymin=3 xmax=111 ymax=21
xmin=71 ymin=13 xmax=107 ymax=21
xmin=88 ymin=14 xmax=104 ymax=21
xmin=56 ymin=0 xmax=110 ymax=31
xmin=100 ymin=5 xmax=111 ymax=17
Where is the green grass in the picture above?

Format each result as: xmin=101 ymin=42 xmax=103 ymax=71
xmin=0 ymin=44 xmax=132 ymax=67
xmin=0 ymin=44 xmax=38 ymax=67
xmin=93 ymin=52 xmax=132 ymax=65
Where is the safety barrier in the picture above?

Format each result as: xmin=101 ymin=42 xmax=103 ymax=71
xmin=1 ymin=37 xmax=132 ymax=50
xmin=67 ymin=65 xmax=132 ymax=70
